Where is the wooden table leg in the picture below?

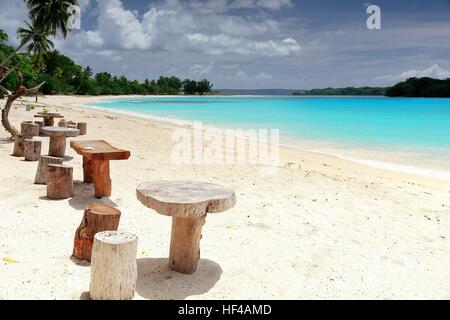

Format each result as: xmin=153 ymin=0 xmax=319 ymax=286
xmin=83 ymin=156 xmax=93 ymax=183
xmin=92 ymin=160 xmax=112 ymax=198
xmin=169 ymin=214 xmax=206 ymax=274
xmin=48 ymin=136 xmax=66 ymax=157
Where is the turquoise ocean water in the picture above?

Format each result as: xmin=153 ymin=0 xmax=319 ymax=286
xmin=91 ymin=96 xmax=450 ymax=179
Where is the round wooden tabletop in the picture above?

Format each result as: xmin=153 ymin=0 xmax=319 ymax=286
xmin=136 ymin=181 xmax=236 ymax=218
xmin=41 ymin=126 xmax=80 ymax=137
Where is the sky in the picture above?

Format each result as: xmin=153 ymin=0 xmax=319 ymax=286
xmin=0 ymin=0 xmax=450 ymax=89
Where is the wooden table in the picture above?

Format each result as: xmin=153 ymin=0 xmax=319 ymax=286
xmin=34 ymin=112 xmax=64 ymax=126
xmin=136 ymin=181 xmax=236 ymax=274
xmin=70 ymin=140 xmax=131 ymax=199
xmin=41 ymin=126 xmax=80 ymax=157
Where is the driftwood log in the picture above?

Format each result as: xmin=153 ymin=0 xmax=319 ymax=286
xmin=73 ymin=204 xmax=121 ymax=262
xmin=136 ymin=181 xmax=236 ymax=274
xmin=46 ymin=164 xmax=73 ymax=199
xmin=77 ymin=122 xmax=87 ymax=135
xmin=90 ymin=231 xmax=138 ymax=300
xmin=35 ymin=155 xmax=63 ymax=184
xmin=23 ymin=139 xmax=42 ymax=161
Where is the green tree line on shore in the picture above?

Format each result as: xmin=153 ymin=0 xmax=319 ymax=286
xmin=293 ymin=78 xmax=450 ymax=97
xmin=385 ymin=77 xmax=450 ymax=97
xmin=0 ymin=28 xmax=213 ymax=98
xmin=293 ymin=86 xmax=387 ymax=96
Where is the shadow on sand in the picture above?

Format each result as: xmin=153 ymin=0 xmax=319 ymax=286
xmin=38 ymin=180 xmax=117 ymax=210
xmin=135 ymin=258 xmax=222 ymax=300
xmin=68 ymin=180 xmax=118 ymax=210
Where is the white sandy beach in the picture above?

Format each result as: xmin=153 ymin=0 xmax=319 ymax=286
xmin=0 ymin=95 xmax=449 ymax=300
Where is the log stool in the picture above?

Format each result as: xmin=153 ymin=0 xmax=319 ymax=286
xmin=73 ymin=204 xmax=121 ymax=262
xmin=77 ymin=122 xmax=87 ymax=135
xmin=34 ymin=121 xmax=44 ymax=135
xmin=12 ymin=122 xmax=40 ymax=157
xmin=34 ymin=121 xmax=44 ymax=129
xmin=35 ymin=155 xmax=63 ymax=184
xmin=90 ymin=231 xmax=138 ymax=300
xmin=23 ymin=139 xmax=42 ymax=161
xmin=46 ymin=164 xmax=73 ymax=199
xmin=136 ymin=181 xmax=236 ymax=274
xmin=21 ymin=122 xmax=39 ymax=138
xmin=58 ymin=119 xmax=68 ymax=127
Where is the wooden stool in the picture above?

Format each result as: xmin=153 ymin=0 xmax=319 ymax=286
xmin=34 ymin=121 xmax=44 ymax=129
xmin=21 ymin=122 xmax=39 ymax=138
xmin=90 ymin=231 xmax=138 ymax=300
xmin=77 ymin=122 xmax=87 ymax=135
xmin=137 ymin=181 xmax=236 ymax=274
xmin=35 ymin=155 xmax=63 ymax=184
xmin=23 ymin=139 xmax=42 ymax=161
xmin=73 ymin=204 xmax=121 ymax=262
xmin=46 ymin=164 xmax=73 ymax=199
xmin=58 ymin=119 xmax=68 ymax=127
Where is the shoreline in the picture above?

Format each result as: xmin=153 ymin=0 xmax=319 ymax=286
xmin=71 ymin=96 xmax=450 ymax=184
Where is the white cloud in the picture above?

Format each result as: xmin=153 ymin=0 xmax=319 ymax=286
xmin=376 ymin=64 xmax=450 ymax=83
xmin=255 ymin=72 xmax=273 ymax=80
xmin=61 ymin=0 xmax=300 ymax=58
xmin=189 ymin=62 xmax=215 ymax=77
xmin=230 ymin=0 xmax=294 ymax=11
xmin=188 ymin=0 xmax=294 ymax=13
xmin=0 ymin=0 xmax=28 ymax=46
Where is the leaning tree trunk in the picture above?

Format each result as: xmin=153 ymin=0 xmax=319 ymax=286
xmin=1 ymin=82 xmax=44 ymax=139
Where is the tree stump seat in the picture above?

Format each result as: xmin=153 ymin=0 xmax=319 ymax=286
xmin=23 ymin=139 xmax=42 ymax=161
xmin=90 ymin=231 xmax=138 ymax=300
xmin=73 ymin=204 xmax=121 ymax=262
xmin=21 ymin=122 xmax=39 ymax=138
xmin=77 ymin=122 xmax=87 ymax=135
xmin=46 ymin=164 xmax=73 ymax=199
xmin=136 ymin=181 xmax=236 ymax=274
xmin=35 ymin=155 xmax=63 ymax=184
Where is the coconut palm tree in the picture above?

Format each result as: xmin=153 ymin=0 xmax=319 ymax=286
xmin=26 ymin=0 xmax=77 ymax=38
xmin=1 ymin=0 xmax=77 ymax=138
xmin=0 ymin=0 xmax=77 ymax=67
xmin=18 ymin=20 xmax=55 ymax=59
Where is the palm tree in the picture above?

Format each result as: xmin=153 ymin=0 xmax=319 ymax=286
xmin=26 ymin=0 xmax=77 ymax=38
xmin=0 ymin=0 xmax=77 ymax=67
xmin=1 ymin=0 xmax=77 ymax=137
xmin=18 ymin=20 xmax=55 ymax=58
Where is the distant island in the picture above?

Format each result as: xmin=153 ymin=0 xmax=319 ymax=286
xmin=292 ymin=78 xmax=450 ymax=98
xmin=293 ymin=86 xmax=386 ymax=96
